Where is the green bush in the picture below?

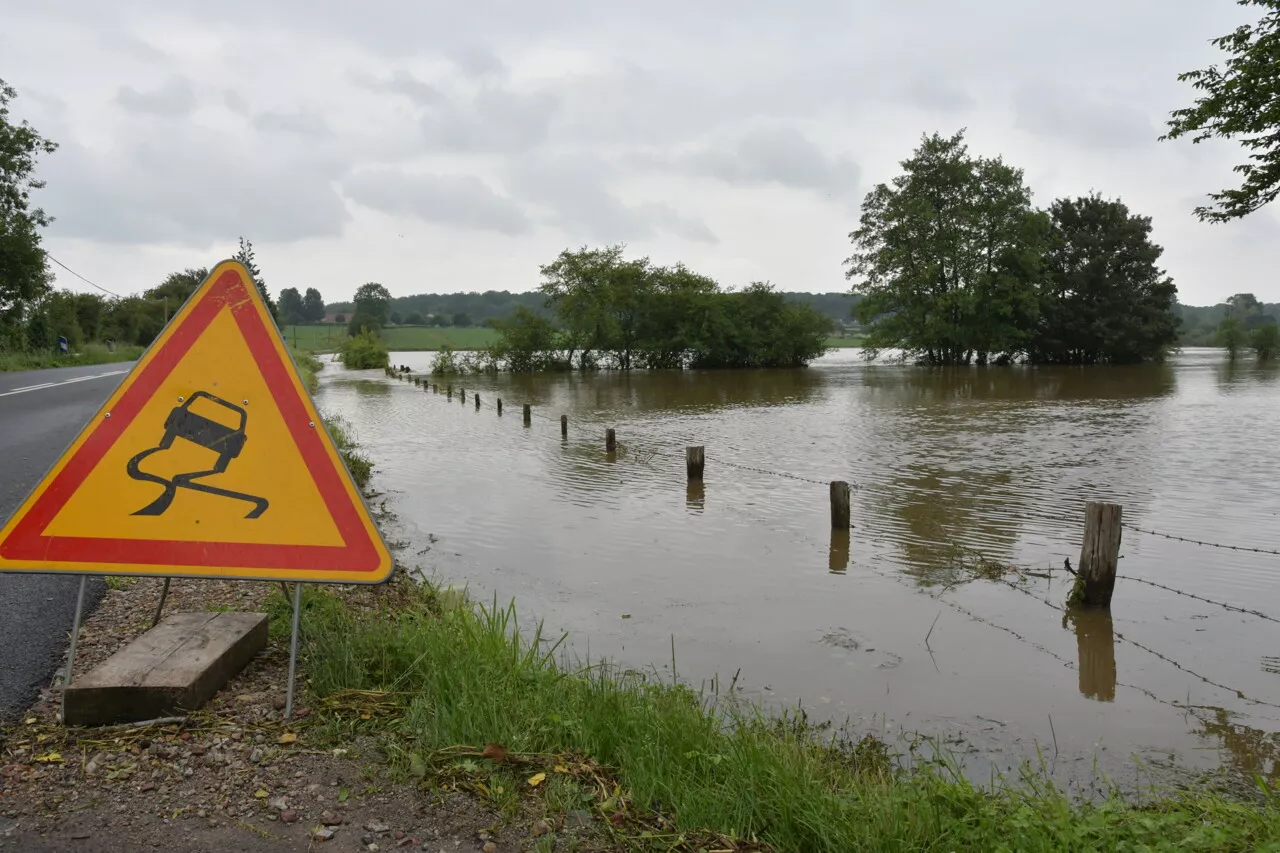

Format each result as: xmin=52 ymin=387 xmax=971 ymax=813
xmin=339 ymin=328 xmax=389 ymax=369
xmin=1250 ymin=321 xmax=1279 ymax=361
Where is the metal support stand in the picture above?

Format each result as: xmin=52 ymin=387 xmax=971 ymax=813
xmin=151 ymin=577 xmax=171 ymax=627
xmin=61 ymin=575 xmax=88 ymax=723
xmin=284 ymin=582 xmax=302 ymax=720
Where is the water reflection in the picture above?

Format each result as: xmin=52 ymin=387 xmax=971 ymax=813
xmin=829 ymin=528 xmax=850 ymax=574
xmin=1195 ymin=707 xmax=1280 ymax=782
xmin=858 ymin=363 xmax=1176 ymax=402
xmin=1066 ymin=610 xmax=1116 ymax=702
xmin=685 ymin=480 xmax=705 ymax=513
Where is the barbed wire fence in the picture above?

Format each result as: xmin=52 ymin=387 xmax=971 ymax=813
xmin=390 ymin=367 xmax=1280 ymax=710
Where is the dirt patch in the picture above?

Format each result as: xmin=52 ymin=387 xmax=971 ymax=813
xmin=0 ymin=572 xmax=609 ymax=852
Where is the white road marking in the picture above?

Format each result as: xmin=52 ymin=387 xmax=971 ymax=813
xmin=0 ymin=370 xmax=129 ymax=398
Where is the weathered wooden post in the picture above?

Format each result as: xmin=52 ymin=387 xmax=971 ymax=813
xmin=459 ymin=388 xmax=465 ymax=403
xmin=560 ymin=415 xmax=568 ymax=438
xmin=431 ymin=383 xmax=437 ymax=393
xmin=1077 ymin=501 xmax=1123 ymax=607
xmin=686 ymin=446 xmax=705 ymax=481
xmin=475 ymin=393 xmax=481 ymax=410
xmin=497 ymin=398 xmax=503 ymax=416
xmin=447 ymin=385 xmax=452 ymax=400
xmin=605 ymin=428 xmax=616 ymax=452
xmin=830 ymin=481 xmax=850 ymax=530
xmin=522 ymin=403 xmax=531 ymax=426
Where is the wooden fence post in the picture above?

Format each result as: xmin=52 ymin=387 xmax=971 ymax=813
xmin=475 ymin=394 xmax=481 ymax=410
xmin=605 ymin=428 xmax=616 ymax=452
xmin=497 ymin=399 xmax=503 ymax=416
xmin=686 ymin=446 xmax=705 ymax=481
xmin=1078 ymin=501 xmax=1123 ymax=607
xmin=522 ymin=404 xmax=531 ymax=426
xmin=830 ymin=481 xmax=850 ymax=530
xmin=447 ymin=385 xmax=452 ymax=400
xmin=560 ymin=415 xmax=568 ymax=438
xmin=459 ymin=388 xmax=465 ymax=404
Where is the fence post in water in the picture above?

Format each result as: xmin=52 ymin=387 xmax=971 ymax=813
xmin=522 ymin=403 xmax=531 ymax=426
xmin=459 ymin=388 xmax=465 ymax=403
xmin=447 ymin=385 xmax=452 ymax=400
xmin=475 ymin=394 xmax=481 ymax=410
xmin=1078 ymin=501 xmax=1123 ymax=608
xmin=686 ymin=446 xmax=705 ymax=481
xmin=497 ymin=398 xmax=503 ymax=416
xmin=560 ymin=415 xmax=568 ymax=438
xmin=830 ymin=481 xmax=850 ymax=530
xmin=605 ymin=428 xmax=616 ymax=452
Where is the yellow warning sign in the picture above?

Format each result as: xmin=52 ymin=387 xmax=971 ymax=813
xmin=0 ymin=260 xmax=392 ymax=584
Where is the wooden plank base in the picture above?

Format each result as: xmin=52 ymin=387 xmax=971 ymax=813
xmin=64 ymin=612 xmax=268 ymax=726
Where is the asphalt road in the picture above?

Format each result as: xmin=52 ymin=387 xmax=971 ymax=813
xmin=0 ymin=363 xmax=133 ymax=722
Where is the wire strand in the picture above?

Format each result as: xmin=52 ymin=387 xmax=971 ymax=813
xmin=47 ymin=255 xmax=122 ymax=298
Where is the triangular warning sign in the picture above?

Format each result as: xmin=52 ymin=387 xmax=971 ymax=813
xmin=0 ymin=260 xmax=392 ymax=584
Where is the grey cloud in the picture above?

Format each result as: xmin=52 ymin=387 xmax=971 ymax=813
xmin=115 ymin=77 xmax=196 ymax=117
xmin=1014 ymin=83 xmax=1156 ymax=149
xmin=40 ymin=129 xmax=349 ymax=245
xmin=665 ymin=126 xmax=860 ymax=201
xmin=343 ymin=169 xmax=532 ymax=236
xmin=224 ymin=90 xmax=249 ymax=115
xmin=903 ymin=77 xmax=975 ymax=113
xmin=350 ymin=69 xmax=444 ymax=106
xmin=252 ymin=110 xmax=330 ymax=135
xmin=447 ymin=45 xmax=506 ymax=78
xmin=423 ymin=86 xmax=559 ymax=153
xmin=506 ymin=155 xmax=716 ymax=244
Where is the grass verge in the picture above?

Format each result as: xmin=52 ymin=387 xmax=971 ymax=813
xmin=0 ymin=343 xmax=145 ymax=372
xmin=279 ymin=582 xmax=1280 ymax=852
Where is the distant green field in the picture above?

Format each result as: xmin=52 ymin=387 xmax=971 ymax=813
xmin=283 ymin=324 xmax=498 ymax=352
xmin=285 ymin=324 xmax=859 ymax=353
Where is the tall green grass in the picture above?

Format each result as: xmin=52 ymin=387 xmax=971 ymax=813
xmin=296 ymin=585 xmax=1280 ymax=852
xmin=0 ymin=343 xmax=145 ymax=372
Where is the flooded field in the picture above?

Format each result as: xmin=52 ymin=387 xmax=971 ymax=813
xmin=316 ymin=348 xmax=1280 ymax=788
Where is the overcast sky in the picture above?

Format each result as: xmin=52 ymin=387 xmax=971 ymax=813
xmin=3 ymin=0 xmax=1276 ymax=306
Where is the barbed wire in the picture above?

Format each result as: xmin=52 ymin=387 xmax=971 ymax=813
xmin=1114 ymin=575 xmax=1280 ymax=625
xmin=987 ymin=573 xmax=1280 ymax=711
xmin=1121 ymin=523 xmax=1280 ymax=557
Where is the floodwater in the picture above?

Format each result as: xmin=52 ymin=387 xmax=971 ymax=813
xmin=316 ymin=348 xmax=1280 ymax=789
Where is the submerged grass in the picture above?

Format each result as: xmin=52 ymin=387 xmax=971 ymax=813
xmin=286 ymin=583 xmax=1280 ymax=852
xmin=0 ymin=343 xmax=145 ymax=372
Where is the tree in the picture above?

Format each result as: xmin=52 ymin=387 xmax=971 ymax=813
xmin=405 ymin=310 xmax=424 ymax=325
xmin=302 ymin=287 xmax=325 ymax=323
xmin=0 ymin=79 xmax=58 ymax=336
xmin=335 ymin=313 xmax=346 ymax=324
xmin=452 ymin=311 xmax=472 ymax=328
xmin=1163 ymin=1 xmax=1280 ymax=221
xmin=1217 ymin=315 xmax=1248 ymax=359
xmin=1251 ymin=319 xmax=1280 ymax=360
xmin=349 ymin=282 xmax=391 ymax=332
xmin=339 ymin=327 xmax=389 ymax=369
xmin=277 ymin=287 xmax=305 ymax=324
xmin=1031 ymin=195 xmax=1179 ymax=365
xmin=389 ymin=310 xmax=402 ymax=325
xmin=233 ymin=237 xmax=279 ymax=321
xmin=844 ymin=130 xmax=1045 ymax=364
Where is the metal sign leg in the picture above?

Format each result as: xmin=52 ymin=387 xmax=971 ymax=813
xmin=284 ymin=582 xmax=302 ymax=720
xmin=151 ymin=577 xmax=171 ymax=627
xmin=61 ymin=575 xmax=88 ymax=724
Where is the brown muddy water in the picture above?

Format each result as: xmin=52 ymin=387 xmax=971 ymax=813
xmin=316 ymin=347 xmax=1280 ymax=790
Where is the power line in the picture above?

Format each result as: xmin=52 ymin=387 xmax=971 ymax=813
xmin=47 ymin=255 xmax=121 ymax=298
